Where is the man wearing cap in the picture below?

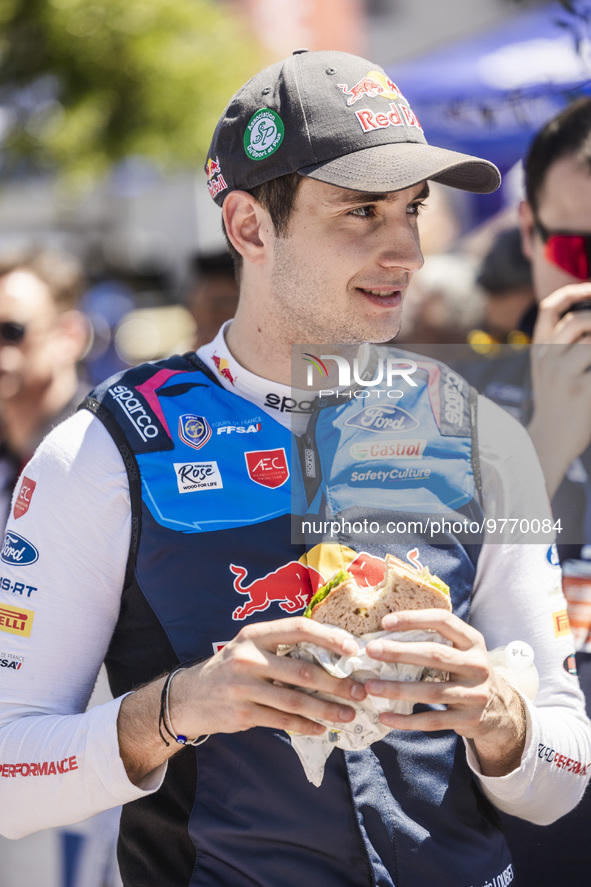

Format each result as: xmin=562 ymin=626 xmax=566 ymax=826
xmin=0 ymin=51 xmax=589 ymax=887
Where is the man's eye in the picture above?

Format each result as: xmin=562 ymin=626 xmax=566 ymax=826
xmin=348 ymin=205 xmax=375 ymax=218
xmin=408 ymin=201 xmax=428 ymax=216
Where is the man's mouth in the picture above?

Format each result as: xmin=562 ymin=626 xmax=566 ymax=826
xmin=357 ymin=287 xmax=403 ymax=305
xmin=360 ymin=288 xmax=400 ymax=297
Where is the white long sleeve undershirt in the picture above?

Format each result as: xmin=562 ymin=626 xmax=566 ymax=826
xmin=0 ymin=328 xmax=588 ymax=838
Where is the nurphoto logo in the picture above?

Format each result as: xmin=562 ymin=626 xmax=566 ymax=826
xmin=303 ymin=352 xmax=417 ymax=400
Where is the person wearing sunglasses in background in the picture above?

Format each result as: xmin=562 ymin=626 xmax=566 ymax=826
xmin=0 ymin=248 xmax=89 ymax=528
xmin=470 ymin=97 xmax=591 ymax=886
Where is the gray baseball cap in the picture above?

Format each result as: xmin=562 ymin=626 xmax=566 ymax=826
xmin=205 ymin=49 xmax=500 ymax=205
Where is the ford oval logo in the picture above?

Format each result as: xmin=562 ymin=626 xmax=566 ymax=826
xmin=345 ymin=405 xmax=420 ymax=434
xmin=1 ymin=532 xmax=39 ymax=566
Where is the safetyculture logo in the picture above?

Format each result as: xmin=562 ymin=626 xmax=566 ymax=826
xmin=303 ymin=353 xmax=417 ymax=398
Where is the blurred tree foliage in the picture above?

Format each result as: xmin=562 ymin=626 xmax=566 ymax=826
xmin=0 ymin=0 xmax=262 ymax=185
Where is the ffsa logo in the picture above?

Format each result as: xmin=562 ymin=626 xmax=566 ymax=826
xmin=303 ymin=353 xmax=417 ymax=390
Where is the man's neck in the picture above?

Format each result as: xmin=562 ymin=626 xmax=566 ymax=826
xmin=225 ymin=304 xmax=362 ymax=390
xmin=225 ymin=304 xmax=293 ymax=385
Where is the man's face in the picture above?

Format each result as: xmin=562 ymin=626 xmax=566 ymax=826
xmin=266 ymin=177 xmax=426 ymax=345
xmin=521 ymin=155 xmax=591 ymax=303
xmin=0 ymin=269 xmax=62 ymax=401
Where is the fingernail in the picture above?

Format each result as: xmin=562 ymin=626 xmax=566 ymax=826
xmin=367 ymin=640 xmax=383 ymax=657
xmin=313 ymin=723 xmax=325 ymax=734
xmin=342 ymin=638 xmax=358 ymax=656
xmin=339 ymin=706 xmax=354 ymax=722
xmin=367 ymin=680 xmax=385 ymax=695
xmin=351 ymin=683 xmax=366 ymax=700
xmin=382 ymin=614 xmax=398 ymax=628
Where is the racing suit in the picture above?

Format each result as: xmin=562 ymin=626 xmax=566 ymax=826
xmin=0 ymin=325 xmax=589 ymax=887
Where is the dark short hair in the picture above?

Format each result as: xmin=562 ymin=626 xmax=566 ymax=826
xmin=476 ymin=228 xmax=532 ymax=295
xmin=221 ymin=172 xmax=303 ymax=274
xmin=525 ymin=96 xmax=591 ymax=214
xmin=0 ymin=247 xmax=84 ymax=311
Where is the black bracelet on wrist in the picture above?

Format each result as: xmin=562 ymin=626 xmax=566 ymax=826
xmin=158 ymin=665 xmax=210 ymax=748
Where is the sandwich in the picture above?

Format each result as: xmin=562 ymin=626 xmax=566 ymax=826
xmin=304 ymin=553 xmax=451 ymax=636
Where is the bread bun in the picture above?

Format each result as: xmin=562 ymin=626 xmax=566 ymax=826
xmin=308 ymin=554 xmax=451 ymax=636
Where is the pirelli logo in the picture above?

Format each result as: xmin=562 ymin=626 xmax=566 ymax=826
xmin=0 ymin=603 xmax=34 ymax=637
xmin=553 ymin=609 xmax=571 ymax=638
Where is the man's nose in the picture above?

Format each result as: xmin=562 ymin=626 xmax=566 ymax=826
xmin=377 ymin=226 xmax=424 ymax=274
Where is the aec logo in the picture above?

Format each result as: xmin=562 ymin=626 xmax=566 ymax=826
xmin=245 ymin=449 xmax=289 ymax=489
xmin=13 ymin=477 xmax=36 ymax=520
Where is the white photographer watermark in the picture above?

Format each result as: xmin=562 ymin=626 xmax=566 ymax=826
xmin=303 ymin=353 xmax=418 ymax=399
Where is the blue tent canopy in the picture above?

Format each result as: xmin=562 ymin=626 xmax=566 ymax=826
xmin=388 ymin=1 xmax=591 ymax=219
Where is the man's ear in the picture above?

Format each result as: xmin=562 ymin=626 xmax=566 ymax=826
xmin=55 ymin=310 xmax=91 ymax=364
xmin=222 ymin=191 xmax=271 ymax=266
xmin=519 ymin=200 xmax=536 ymax=261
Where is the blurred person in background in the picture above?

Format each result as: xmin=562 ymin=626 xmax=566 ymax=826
xmin=185 ymin=250 xmax=239 ymax=348
xmin=396 ymin=252 xmax=484 ymax=345
xmin=470 ymin=226 xmax=535 ymax=346
xmin=0 ymin=248 xmax=124 ymax=887
xmin=0 ymin=247 xmax=89 ymax=527
xmin=466 ymin=98 xmax=591 ymax=887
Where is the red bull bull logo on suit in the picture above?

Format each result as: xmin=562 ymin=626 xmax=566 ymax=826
xmin=230 ymin=544 xmax=420 ymax=621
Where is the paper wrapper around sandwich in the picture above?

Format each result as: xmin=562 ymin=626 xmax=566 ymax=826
xmin=278 ymin=626 xmax=451 ymax=787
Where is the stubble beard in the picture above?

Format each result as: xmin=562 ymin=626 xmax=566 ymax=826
xmin=270 ymin=238 xmax=403 ymax=346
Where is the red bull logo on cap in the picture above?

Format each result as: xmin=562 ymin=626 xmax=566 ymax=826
xmin=337 ymin=71 xmax=404 ymax=106
xmin=206 ymin=155 xmax=228 ymax=199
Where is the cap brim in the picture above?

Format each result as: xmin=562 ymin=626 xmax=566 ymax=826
xmin=298 ymin=142 xmax=500 ymax=194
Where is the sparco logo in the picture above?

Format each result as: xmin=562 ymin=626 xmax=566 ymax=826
xmin=1 ymin=533 xmax=39 ymax=566
xmin=443 ymin=372 xmax=465 ymax=426
xmin=108 ymin=385 xmax=159 ymax=442
xmin=345 ymin=406 xmax=419 ymax=434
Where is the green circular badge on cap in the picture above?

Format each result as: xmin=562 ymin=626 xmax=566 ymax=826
xmin=244 ymin=108 xmax=284 ymax=161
